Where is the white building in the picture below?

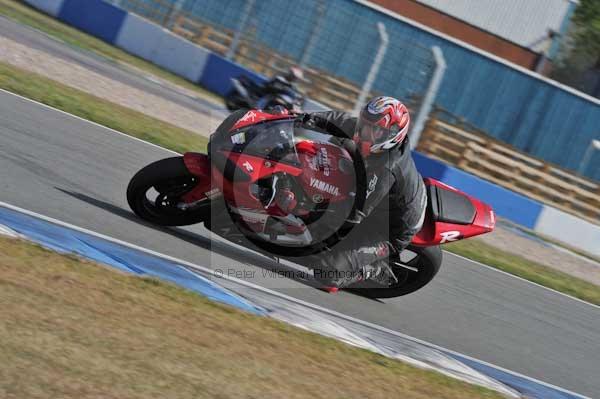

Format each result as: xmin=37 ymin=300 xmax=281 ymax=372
xmin=415 ymin=0 xmax=578 ymax=53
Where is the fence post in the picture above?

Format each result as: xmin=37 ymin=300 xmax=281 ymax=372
xmin=353 ymin=22 xmax=388 ymax=115
xmin=164 ymin=0 xmax=186 ymax=29
xmin=226 ymin=0 xmax=256 ymax=60
xmin=299 ymin=0 xmax=326 ymax=68
xmin=578 ymin=139 xmax=600 ymax=176
xmin=410 ymin=46 xmax=446 ymax=150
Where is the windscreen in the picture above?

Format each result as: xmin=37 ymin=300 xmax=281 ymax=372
xmin=213 ymin=120 xmax=299 ymax=165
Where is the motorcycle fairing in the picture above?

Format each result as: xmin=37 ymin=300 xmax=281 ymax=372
xmin=181 ymin=152 xmax=213 ymax=203
xmin=181 ymin=109 xmax=495 ymax=249
xmin=295 ymin=140 xmax=355 ymax=204
xmin=230 ymin=110 xmax=293 ymax=131
xmin=412 ymin=178 xmax=495 ymax=246
xmin=213 ymin=151 xmax=303 ymax=210
xmin=181 ymin=152 xmax=495 ymax=247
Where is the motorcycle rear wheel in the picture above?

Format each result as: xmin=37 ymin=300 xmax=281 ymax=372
xmin=127 ymin=157 xmax=209 ymax=226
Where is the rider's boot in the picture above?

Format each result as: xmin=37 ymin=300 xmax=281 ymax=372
xmin=318 ymin=260 xmax=398 ymax=292
xmin=315 ymin=268 xmax=364 ymax=293
xmin=362 ymin=260 xmax=398 ymax=286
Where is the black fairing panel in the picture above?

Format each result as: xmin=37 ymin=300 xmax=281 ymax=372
xmin=427 ymin=185 xmax=476 ymax=225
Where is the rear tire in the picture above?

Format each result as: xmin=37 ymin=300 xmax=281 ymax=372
xmin=350 ymin=245 xmax=442 ymax=299
xmin=127 ymin=157 xmax=209 ymax=226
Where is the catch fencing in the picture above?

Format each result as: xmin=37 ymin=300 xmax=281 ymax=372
xmin=418 ymin=114 xmax=600 ymax=224
xmin=109 ymin=0 xmax=441 ymax=116
xmin=109 ymin=0 xmax=600 ymax=181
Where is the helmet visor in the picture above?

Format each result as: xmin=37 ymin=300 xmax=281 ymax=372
xmin=356 ymin=118 xmax=399 ymax=146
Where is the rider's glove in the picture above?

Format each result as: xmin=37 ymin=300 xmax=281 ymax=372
xmin=296 ymin=113 xmax=316 ymax=129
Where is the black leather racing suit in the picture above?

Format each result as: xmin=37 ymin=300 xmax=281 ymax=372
xmin=300 ymin=111 xmax=427 ymax=287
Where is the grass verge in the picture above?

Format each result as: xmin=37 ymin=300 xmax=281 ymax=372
xmin=0 ymin=61 xmax=206 ymax=153
xmin=0 ymin=236 xmax=505 ymax=399
xmin=0 ymin=0 xmax=222 ymax=104
xmin=446 ymin=239 xmax=600 ymax=305
xmin=506 ymin=222 xmax=600 ymax=264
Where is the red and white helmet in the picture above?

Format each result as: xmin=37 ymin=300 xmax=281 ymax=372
xmin=355 ymin=96 xmax=410 ymax=155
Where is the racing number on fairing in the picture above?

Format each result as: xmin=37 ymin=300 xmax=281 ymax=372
xmin=440 ymin=231 xmax=461 ymax=243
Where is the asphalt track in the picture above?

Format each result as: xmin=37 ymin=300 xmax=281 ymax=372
xmin=1 ymin=18 xmax=599 ymax=398
xmin=0 ymin=16 xmax=223 ymax=117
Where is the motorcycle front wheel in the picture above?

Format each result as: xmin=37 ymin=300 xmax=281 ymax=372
xmin=127 ymin=157 xmax=209 ymax=226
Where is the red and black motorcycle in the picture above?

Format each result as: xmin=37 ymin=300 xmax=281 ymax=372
xmin=127 ymin=110 xmax=495 ymax=298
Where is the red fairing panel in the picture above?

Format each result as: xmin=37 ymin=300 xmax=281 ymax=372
xmin=230 ymin=109 xmax=294 ymax=131
xmin=412 ymin=178 xmax=495 ymax=246
xmin=181 ymin=152 xmax=214 ymax=203
xmin=296 ymin=140 xmax=355 ymax=204
xmin=181 ymin=148 xmax=303 ymax=209
xmin=212 ymin=151 xmax=303 ymax=210
xmin=183 ymin=152 xmax=210 ymax=177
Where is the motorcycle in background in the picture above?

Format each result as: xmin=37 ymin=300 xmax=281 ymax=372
xmin=225 ymin=75 xmax=305 ymax=113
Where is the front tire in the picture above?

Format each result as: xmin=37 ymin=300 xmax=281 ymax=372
xmin=127 ymin=157 xmax=209 ymax=226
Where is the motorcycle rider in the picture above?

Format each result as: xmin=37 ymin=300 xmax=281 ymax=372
xmin=212 ymin=96 xmax=426 ymax=288
xmin=254 ymin=67 xmax=304 ymax=110
xmin=262 ymin=66 xmax=304 ymax=95
xmin=298 ymin=96 xmax=427 ymax=288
